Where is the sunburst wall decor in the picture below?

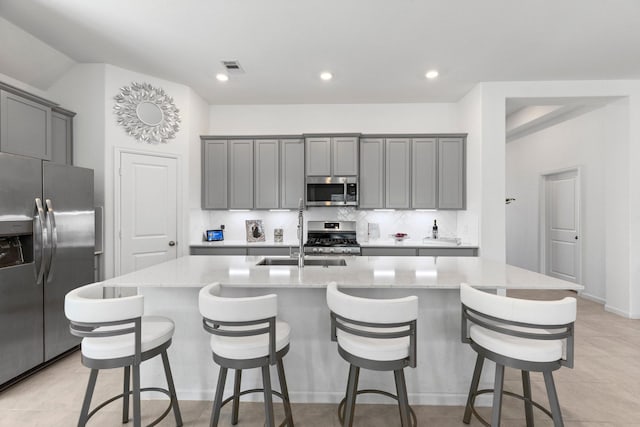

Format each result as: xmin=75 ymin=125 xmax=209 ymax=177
xmin=113 ymin=82 xmax=181 ymax=144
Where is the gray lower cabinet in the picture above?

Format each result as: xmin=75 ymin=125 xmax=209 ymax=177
xmin=0 ymin=90 xmax=52 ymax=160
xmin=362 ymin=247 xmax=416 ymax=256
xmin=51 ymin=107 xmax=74 ymax=165
xmin=438 ymin=137 xmax=465 ymax=209
xmin=417 ymin=247 xmax=477 ymax=256
xmin=202 ymin=140 xmax=228 ymax=209
xmin=191 ymin=246 xmax=292 ymax=256
xmin=191 ymin=247 xmax=247 ymax=255
xmin=361 ymin=247 xmax=478 ymax=256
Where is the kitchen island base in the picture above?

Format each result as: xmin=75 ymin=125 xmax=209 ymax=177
xmin=138 ymin=286 xmax=494 ymax=405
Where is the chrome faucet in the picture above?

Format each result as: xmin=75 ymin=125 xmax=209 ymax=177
xmin=297 ymin=198 xmax=304 ymax=268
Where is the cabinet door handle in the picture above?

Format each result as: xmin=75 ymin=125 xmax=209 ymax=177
xmin=169 ymin=241 xmax=176 ymax=247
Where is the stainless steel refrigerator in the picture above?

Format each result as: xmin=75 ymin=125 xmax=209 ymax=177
xmin=0 ymin=152 xmax=94 ymax=385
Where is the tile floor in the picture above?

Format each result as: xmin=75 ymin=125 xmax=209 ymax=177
xmin=1 ymin=290 xmax=639 ymax=426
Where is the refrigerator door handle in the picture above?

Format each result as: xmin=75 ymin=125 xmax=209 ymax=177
xmin=34 ymin=198 xmax=48 ymax=285
xmin=45 ymin=199 xmax=58 ymax=283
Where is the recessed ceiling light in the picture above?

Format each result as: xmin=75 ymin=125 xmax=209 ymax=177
xmin=425 ymin=70 xmax=439 ymax=79
xmin=216 ymin=73 xmax=229 ymax=82
xmin=320 ymin=72 xmax=333 ymax=81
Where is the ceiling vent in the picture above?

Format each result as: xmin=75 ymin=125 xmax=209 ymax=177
xmin=221 ymin=61 xmax=244 ymax=74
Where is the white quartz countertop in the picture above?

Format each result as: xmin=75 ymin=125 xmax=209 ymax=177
xmin=102 ymin=255 xmax=582 ymax=291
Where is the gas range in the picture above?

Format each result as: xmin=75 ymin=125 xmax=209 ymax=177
xmin=304 ymin=221 xmax=361 ymax=255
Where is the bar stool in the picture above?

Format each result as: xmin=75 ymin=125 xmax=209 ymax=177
xmin=198 ymin=282 xmax=294 ymax=427
xmin=326 ymin=282 xmax=418 ymax=427
xmin=64 ymin=283 xmax=183 ymax=427
xmin=460 ymin=283 xmax=576 ymax=427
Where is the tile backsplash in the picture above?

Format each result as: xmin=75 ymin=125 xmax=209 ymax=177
xmin=191 ymin=208 xmax=477 ymax=245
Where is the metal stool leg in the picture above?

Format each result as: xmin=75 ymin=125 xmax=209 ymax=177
xmin=122 ymin=366 xmax=130 ymax=424
xmin=543 ymin=371 xmax=564 ymax=427
xmin=522 ymin=370 xmax=534 ymax=427
xmin=262 ymin=365 xmax=275 ymax=427
xmin=276 ymin=358 xmax=294 ymax=426
xmin=161 ymin=350 xmax=183 ymax=426
xmin=231 ymin=369 xmax=242 ymax=425
xmin=463 ymin=354 xmax=484 ymax=424
xmin=343 ymin=365 xmax=360 ymax=427
xmin=210 ymin=367 xmax=228 ymax=427
xmin=132 ymin=362 xmax=141 ymax=427
xmin=78 ymin=369 xmax=99 ymax=427
xmin=491 ymin=363 xmax=505 ymax=427
xmin=394 ymin=369 xmax=411 ymax=427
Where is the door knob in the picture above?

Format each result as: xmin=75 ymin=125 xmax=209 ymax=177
xmin=169 ymin=241 xmax=176 ymax=246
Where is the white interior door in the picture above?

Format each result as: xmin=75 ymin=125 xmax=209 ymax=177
xmin=120 ymin=152 xmax=177 ymax=274
xmin=545 ymin=170 xmax=581 ymax=283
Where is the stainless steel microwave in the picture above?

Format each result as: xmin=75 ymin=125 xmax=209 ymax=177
xmin=306 ymin=176 xmax=358 ymax=206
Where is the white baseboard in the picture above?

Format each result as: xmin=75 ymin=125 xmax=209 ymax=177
xmin=604 ymin=304 xmax=632 ymax=318
xmin=578 ymin=292 xmax=605 ymax=305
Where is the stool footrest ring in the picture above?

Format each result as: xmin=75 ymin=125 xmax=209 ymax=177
xmin=467 ymin=388 xmax=554 ymax=427
xmin=219 ymin=387 xmax=291 ymax=427
xmin=86 ymin=387 xmax=176 ymax=427
xmin=338 ymin=389 xmax=417 ymax=427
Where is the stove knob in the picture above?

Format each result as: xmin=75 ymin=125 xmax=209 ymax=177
xmin=313 ymin=247 xmax=319 ymax=253
xmin=329 ymin=248 xmax=335 ymax=254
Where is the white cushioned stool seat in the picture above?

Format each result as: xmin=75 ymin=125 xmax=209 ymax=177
xmin=210 ymin=320 xmax=291 ymax=360
xmin=81 ymin=315 xmax=174 ymax=360
xmin=336 ymin=329 xmax=410 ymax=361
xmin=469 ymin=325 xmax=563 ymax=363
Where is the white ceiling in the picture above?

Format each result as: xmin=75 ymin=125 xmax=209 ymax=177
xmin=1 ymin=0 xmax=640 ymax=105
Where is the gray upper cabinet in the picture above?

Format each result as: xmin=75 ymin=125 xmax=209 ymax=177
xmin=438 ymin=137 xmax=465 ymax=209
xmin=411 ymin=138 xmax=437 ymax=209
xmin=359 ymin=138 xmax=385 ymax=208
xmin=385 ymin=138 xmax=411 ymax=209
xmin=305 ymin=135 xmax=358 ymax=176
xmin=202 ymin=137 xmax=304 ymax=210
xmin=51 ymin=107 xmax=75 ymax=165
xmin=280 ymin=139 xmax=304 ymax=209
xmin=332 ymin=136 xmax=359 ymax=175
xmin=202 ymin=140 xmax=228 ymax=209
xmin=0 ymin=90 xmax=52 ymax=160
xmin=305 ymin=137 xmax=331 ymax=175
xmin=254 ymin=139 xmax=279 ymax=209
xmin=229 ymin=140 xmax=254 ymax=209
xmin=359 ymin=134 xmax=466 ymax=210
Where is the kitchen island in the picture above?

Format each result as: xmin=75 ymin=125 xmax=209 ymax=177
xmin=101 ymin=255 xmax=581 ymax=405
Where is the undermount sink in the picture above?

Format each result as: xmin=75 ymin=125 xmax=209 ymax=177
xmin=256 ymin=258 xmax=347 ymax=267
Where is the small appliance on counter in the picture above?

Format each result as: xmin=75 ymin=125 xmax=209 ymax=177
xmin=205 ymin=229 xmax=224 ymax=241
xmin=304 ymin=221 xmax=361 ymax=255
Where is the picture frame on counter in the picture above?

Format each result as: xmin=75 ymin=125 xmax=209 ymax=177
xmin=245 ymin=219 xmax=266 ymax=242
